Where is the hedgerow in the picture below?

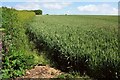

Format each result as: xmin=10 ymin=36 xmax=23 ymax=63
xmin=1 ymin=7 xmax=40 ymax=78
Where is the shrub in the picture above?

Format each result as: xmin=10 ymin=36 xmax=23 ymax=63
xmin=2 ymin=7 xmax=38 ymax=78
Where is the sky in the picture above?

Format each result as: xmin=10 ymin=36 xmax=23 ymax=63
xmin=0 ymin=0 xmax=119 ymax=15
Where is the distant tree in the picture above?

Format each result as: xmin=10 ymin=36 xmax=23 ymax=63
xmin=65 ymin=14 xmax=67 ymax=15
xmin=33 ymin=10 xmax=42 ymax=15
xmin=46 ymin=14 xmax=49 ymax=15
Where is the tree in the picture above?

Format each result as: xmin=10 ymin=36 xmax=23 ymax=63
xmin=33 ymin=10 xmax=42 ymax=15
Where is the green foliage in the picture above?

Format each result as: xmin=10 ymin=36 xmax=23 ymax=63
xmin=57 ymin=72 xmax=90 ymax=79
xmin=24 ymin=10 xmax=42 ymax=15
xmin=57 ymin=74 xmax=74 ymax=78
xmin=18 ymin=9 xmax=42 ymax=15
xmin=1 ymin=7 xmax=40 ymax=78
xmin=28 ymin=15 xmax=119 ymax=79
xmin=0 ymin=8 xmax=2 ymax=27
xmin=33 ymin=10 xmax=42 ymax=15
xmin=2 ymin=49 xmax=35 ymax=78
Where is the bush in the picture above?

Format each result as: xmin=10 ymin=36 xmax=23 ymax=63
xmin=1 ymin=7 xmax=39 ymax=78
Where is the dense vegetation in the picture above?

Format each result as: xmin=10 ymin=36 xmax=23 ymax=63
xmin=1 ymin=6 xmax=119 ymax=79
xmin=23 ymin=10 xmax=42 ymax=15
xmin=27 ymin=15 xmax=119 ymax=79
xmin=0 ymin=8 xmax=1 ymax=27
xmin=33 ymin=10 xmax=42 ymax=15
xmin=1 ymin=7 xmax=42 ymax=78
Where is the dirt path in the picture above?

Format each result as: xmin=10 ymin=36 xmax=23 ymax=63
xmin=18 ymin=65 xmax=63 ymax=78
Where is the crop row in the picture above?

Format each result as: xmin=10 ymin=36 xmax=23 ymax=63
xmin=28 ymin=15 xmax=120 ymax=78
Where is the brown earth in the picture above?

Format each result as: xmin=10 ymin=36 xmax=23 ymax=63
xmin=17 ymin=65 xmax=63 ymax=79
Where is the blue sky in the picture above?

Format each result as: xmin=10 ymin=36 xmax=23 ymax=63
xmin=0 ymin=0 xmax=119 ymax=2
xmin=1 ymin=0 xmax=119 ymax=15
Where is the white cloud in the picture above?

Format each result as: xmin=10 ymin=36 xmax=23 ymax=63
xmin=11 ymin=2 xmax=71 ymax=10
xmin=14 ymin=2 xmax=71 ymax=10
xmin=14 ymin=3 xmax=41 ymax=10
xmin=111 ymin=8 xmax=118 ymax=14
xmin=43 ymin=2 xmax=71 ymax=10
xmin=77 ymin=4 xmax=118 ymax=15
xmin=4 ymin=6 xmax=12 ymax=8
xmin=78 ymin=5 xmax=98 ymax=12
xmin=65 ymin=10 xmax=71 ymax=14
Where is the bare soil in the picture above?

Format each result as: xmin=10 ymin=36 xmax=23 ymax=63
xmin=18 ymin=65 xmax=63 ymax=78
